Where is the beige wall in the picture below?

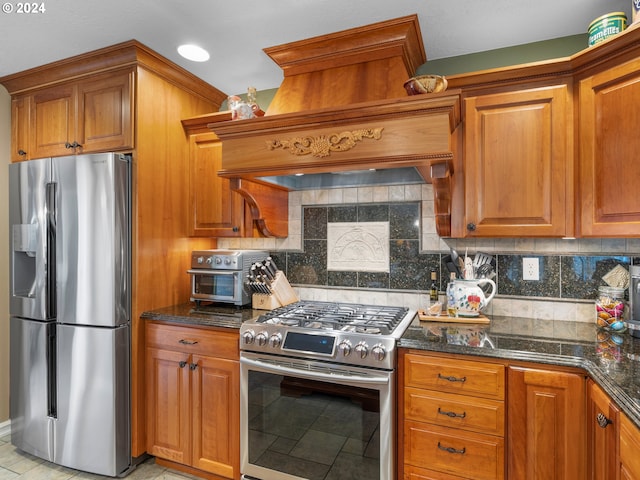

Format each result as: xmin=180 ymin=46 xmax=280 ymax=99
xmin=0 ymin=86 xmax=9 ymax=422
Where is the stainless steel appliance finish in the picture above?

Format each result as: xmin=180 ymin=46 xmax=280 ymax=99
xmin=239 ymin=301 xmax=415 ymax=480
xmin=188 ymin=249 xmax=268 ymax=306
xmin=629 ymin=265 xmax=640 ymax=338
xmin=9 ymin=153 xmax=132 ymax=477
xmin=240 ymin=301 xmax=414 ymax=370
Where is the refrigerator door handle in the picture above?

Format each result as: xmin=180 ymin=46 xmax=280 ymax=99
xmin=46 ymin=182 xmax=57 ymax=319
xmin=47 ymin=323 xmax=57 ymax=418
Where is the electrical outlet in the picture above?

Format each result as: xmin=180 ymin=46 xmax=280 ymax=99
xmin=523 ymin=257 xmax=540 ymax=281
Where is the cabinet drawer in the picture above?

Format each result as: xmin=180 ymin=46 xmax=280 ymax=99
xmin=620 ymin=413 xmax=640 ymax=477
xmin=404 ymin=354 xmax=505 ymax=400
xmin=405 ymin=464 xmax=473 ymax=480
xmin=405 ymin=387 xmax=504 ymax=436
xmin=146 ymin=322 xmax=238 ymax=360
xmin=405 ymin=421 xmax=504 ymax=480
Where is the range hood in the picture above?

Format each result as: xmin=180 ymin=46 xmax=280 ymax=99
xmin=208 ymin=15 xmax=461 ymax=236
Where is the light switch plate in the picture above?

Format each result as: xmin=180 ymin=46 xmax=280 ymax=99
xmin=523 ymin=257 xmax=540 ymax=281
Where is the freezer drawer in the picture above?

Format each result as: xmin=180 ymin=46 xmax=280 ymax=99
xmin=54 ymin=323 xmax=131 ymax=476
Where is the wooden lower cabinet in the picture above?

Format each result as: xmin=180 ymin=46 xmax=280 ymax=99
xmin=399 ymin=351 xmax=506 ymax=480
xmin=146 ymin=322 xmax=239 ymax=479
xmin=587 ymin=380 xmax=619 ymax=480
xmin=619 ymin=412 xmax=640 ymax=479
xmin=507 ymin=366 xmax=586 ymax=480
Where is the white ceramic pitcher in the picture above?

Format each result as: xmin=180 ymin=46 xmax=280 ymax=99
xmin=447 ymin=278 xmax=496 ymax=317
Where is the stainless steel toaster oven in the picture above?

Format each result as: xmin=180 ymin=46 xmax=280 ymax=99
xmin=188 ymin=249 xmax=268 ymax=306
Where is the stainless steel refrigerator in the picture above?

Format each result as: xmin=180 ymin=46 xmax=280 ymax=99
xmin=9 ymin=153 xmax=132 ymax=477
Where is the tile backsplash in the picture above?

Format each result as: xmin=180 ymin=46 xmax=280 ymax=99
xmin=218 ymin=184 xmax=640 ymax=323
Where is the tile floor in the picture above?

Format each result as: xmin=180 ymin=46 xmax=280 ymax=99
xmin=0 ymin=434 xmax=190 ymax=480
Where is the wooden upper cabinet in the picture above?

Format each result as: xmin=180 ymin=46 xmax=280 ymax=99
xmin=29 ymin=83 xmax=77 ymax=158
xmin=578 ymin=57 xmax=640 ymax=236
xmin=25 ymin=69 xmax=133 ymax=159
xmin=462 ymin=84 xmax=573 ymax=237
xmin=11 ymin=95 xmax=30 ymax=161
xmin=188 ymin=132 xmax=247 ymax=237
xmin=76 ymin=70 xmax=134 ymax=152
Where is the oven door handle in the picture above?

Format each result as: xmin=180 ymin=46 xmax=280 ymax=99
xmin=240 ymin=356 xmax=390 ymax=385
xmin=187 ymin=269 xmax=237 ymax=275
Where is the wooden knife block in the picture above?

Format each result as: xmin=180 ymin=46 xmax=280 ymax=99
xmin=252 ymin=271 xmax=299 ymax=310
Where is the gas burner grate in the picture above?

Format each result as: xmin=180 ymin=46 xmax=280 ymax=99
xmin=256 ymin=301 xmax=409 ymax=335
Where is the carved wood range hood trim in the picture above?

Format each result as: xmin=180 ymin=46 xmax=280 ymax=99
xmin=208 ymin=15 xmax=461 ymax=237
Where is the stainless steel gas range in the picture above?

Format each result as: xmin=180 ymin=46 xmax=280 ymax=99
xmin=239 ymin=300 xmax=416 ymax=480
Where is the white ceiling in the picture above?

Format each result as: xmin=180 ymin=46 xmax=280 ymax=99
xmin=0 ymin=0 xmax=631 ymax=95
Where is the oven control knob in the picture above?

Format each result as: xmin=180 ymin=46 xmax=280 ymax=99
xmin=371 ymin=344 xmax=386 ymax=361
xmin=338 ymin=340 xmax=352 ymax=357
xmin=205 ymin=256 xmax=213 ymax=265
xmin=196 ymin=256 xmax=204 ymax=265
xmin=354 ymin=342 xmax=369 ymax=359
xmin=255 ymin=332 xmax=268 ymax=346
xmin=269 ymin=333 xmax=282 ymax=348
xmin=214 ymin=256 xmax=222 ymax=265
xmin=242 ymin=330 xmax=255 ymax=345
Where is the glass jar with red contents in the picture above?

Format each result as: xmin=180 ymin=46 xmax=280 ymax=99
xmin=595 ymin=286 xmax=626 ymax=331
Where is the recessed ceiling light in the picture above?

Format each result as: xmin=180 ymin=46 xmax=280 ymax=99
xmin=177 ymin=44 xmax=210 ymax=62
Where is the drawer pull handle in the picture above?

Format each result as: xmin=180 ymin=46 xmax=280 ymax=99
xmin=179 ymin=339 xmax=199 ymax=345
xmin=437 ymin=442 xmax=466 ymax=455
xmin=596 ymin=413 xmax=612 ymax=428
xmin=179 ymin=361 xmax=188 ymax=368
xmin=438 ymin=407 xmax=466 ymax=419
xmin=438 ymin=373 xmax=466 ymax=383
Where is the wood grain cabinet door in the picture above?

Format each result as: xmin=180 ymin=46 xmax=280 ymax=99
xmin=587 ymin=380 xmax=619 ymax=480
xmin=145 ymin=347 xmax=191 ymax=465
xmin=11 ymin=95 xmax=30 ymax=162
xmin=76 ymin=70 xmax=134 ymax=152
xmin=29 ymin=83 xmax=77 ymax=158
xmin=578 ymin=59 xmax=640 ymax=236
xmin=463 ymin=85 xmax=572 ymax=237
xmin=191 ymin=355 xmax=240 ymax=479
xmin=507 ymin=366 xmax=586 ymax=480
xmin=619 ymin=413 xmax=640 ymax=479
xmin=188 ymin=132 xmax=247 ymax=237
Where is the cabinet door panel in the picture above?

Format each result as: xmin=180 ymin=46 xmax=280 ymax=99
xmin=146 ymin=347 xmax=191 ymax=464
xmin=189 ymin=133 xmax=246 ymax=237
xmin=11 ymin=95 xmax=30 ymax=161
xmin=587 ymin=380 xmax=618 ymax=480
xmin=619 ymin=413 xmax=640 ymax=479
xmin=30 ymin=84 xmax=76 ymax=158
xmin=464 ymin=85 xmax=571 ymax=237
xmin=579 ymin=59 xmax=640 ymax=235
xmin=508 ymin=366 xmax=586 ymax=480
xmin=77 ymin=71 xmax=134 ymax=152
xmin=191 ymin=355 xmax=239 ymax=479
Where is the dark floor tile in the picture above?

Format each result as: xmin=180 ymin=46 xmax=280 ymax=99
xmin=289 ymin=430 xmax=347 ymax=466
xmin=323 ymin=451 xmax=380 ymax=480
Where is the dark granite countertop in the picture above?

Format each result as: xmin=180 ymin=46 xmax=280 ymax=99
xmin=141 ymin=304 xmax=640 ymax=430
xmin=400 ymin=316 xmax=640 ymax=429
xmin=140 ymin=303 xmax=262 ymax=329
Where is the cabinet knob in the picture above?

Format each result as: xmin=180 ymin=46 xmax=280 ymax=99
xmin=467 ymin=223 xmax=476 ymax=231
xmin=189 ymin=363 xmax=198 ymax=370
xmin=232 ymin=226 xmax=239 ymax=232
xmin=17 ymin=149 xmax=27 ymax=156
xmin=65 ymin=141 xmax=83 ymax=149
xmin=179 ymin=361 xmax=187 ymax=368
